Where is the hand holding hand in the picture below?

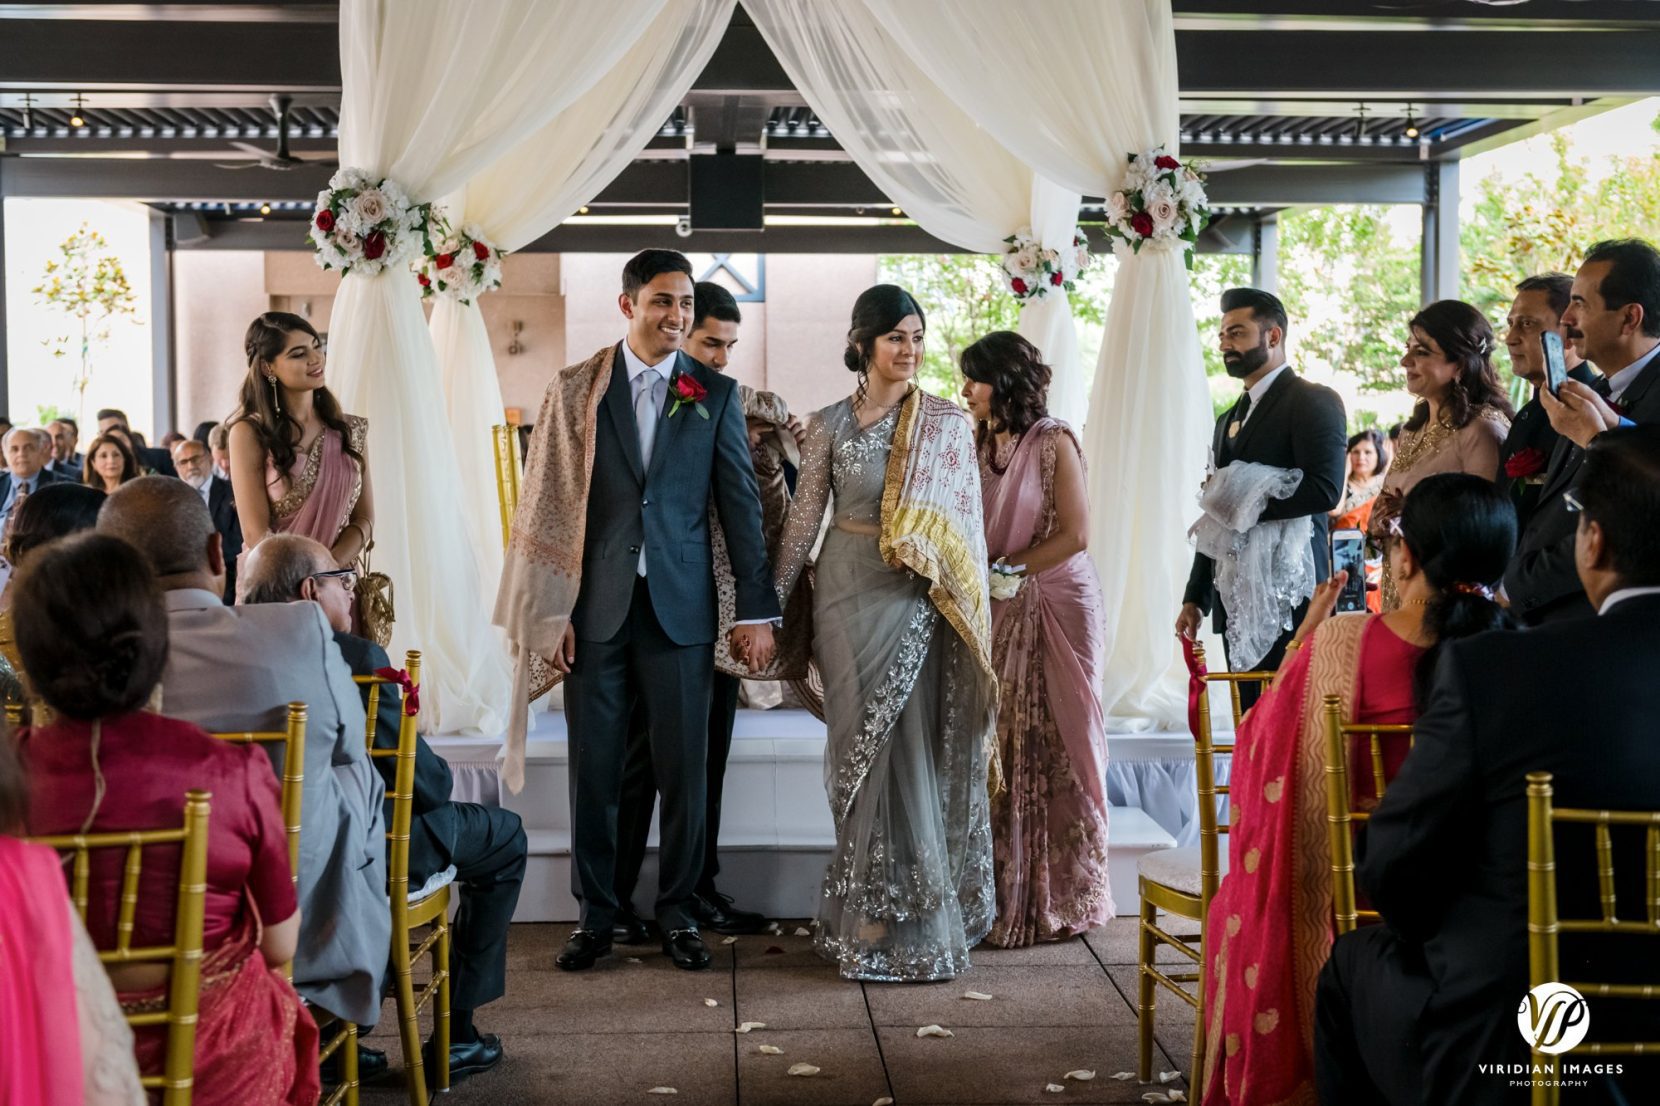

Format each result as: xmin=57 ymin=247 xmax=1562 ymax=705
xmin=1541 ymin=379 xmax=1620 ymax=448
xmin=1175 ymin=602 xmax=1203 ymax=640
xmin=551 ymin=622 xmax=577 ymax=674
xmin=729 ymin=623 xmax=776 ymax=672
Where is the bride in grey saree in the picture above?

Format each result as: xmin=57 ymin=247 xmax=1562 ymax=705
xmin=775 ymin=285 xmax=999 ymax=981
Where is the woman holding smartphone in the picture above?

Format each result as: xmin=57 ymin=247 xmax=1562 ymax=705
xmin=1196 ymin=474 xmax=1515 ymax=1106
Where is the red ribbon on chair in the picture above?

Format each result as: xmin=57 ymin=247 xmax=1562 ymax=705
xmin=1180 ymin=635 xmax=1208 ymax=740
xmin=374 ymin=667 xmax=420 ymax=717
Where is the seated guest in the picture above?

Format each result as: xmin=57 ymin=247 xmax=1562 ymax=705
xmin=172 ymin=437 xmax=243 ymax=606
xmin=1497 ymin=273 xmax=1598 ymax=529
xmin=1199 ymin=473 xmax=1516 ymax=1106
xmin=96 ymin=477 xmax=390 ymax=1038
xmin=16 ymin=532 xmax=318 ymax=1104
xmin=84 ymin=432 xmax=140 ymax=493
xmin=1506 ymin=239 xmax=1660 ymax=624
xmin=0 ymin=483 xmax=106 ymax=708
xmin=95 ymin=409 xmax=175 ymax=477
xmin=0 ymin=415 xmax=12 ymax=467
xmin=1 ymin=700 xmax=146 ymax=1106
xmin=159 ymin=430 xmax=185 ymax=450
xmin=243 ymin=533 xmax=523 ymax=1084
xmin=1369 ymin=300 xmax=1514 ymax=608
xmin=208 ymin=422 xmax=232 ymax=482
xmin=1316 ymin=426 xmax=1660 ymax=1106
xmin=1330 ymin=427 xmax=1389 ymax=533
xmin=1 ymin=427 xmax=64 ymax=532
xmin=47 ymin=417 xmax=85 ymax=482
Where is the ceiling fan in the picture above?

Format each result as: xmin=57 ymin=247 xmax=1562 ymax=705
xmin=214 ymin=94 xmax=337 ymax=171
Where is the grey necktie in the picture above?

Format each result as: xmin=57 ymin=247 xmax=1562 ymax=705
xmin=634 ymin=368 xmax=665 ymax=471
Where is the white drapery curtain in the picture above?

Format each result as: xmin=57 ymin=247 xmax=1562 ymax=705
xmin=771 ymin=0 xmax=1209 ymax=726
xmin=742 ymin=0 xmax=1089 ymax=427
xmin=330 ymin=0 xmax=690 ymax=732
xmin=430 ymin=0 xmax=737 ymax=609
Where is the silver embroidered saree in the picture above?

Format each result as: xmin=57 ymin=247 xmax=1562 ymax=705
xmin=776 ymin=392 xmax=996 ymax=981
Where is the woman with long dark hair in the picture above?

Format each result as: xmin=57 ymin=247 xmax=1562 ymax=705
xmin=82 ymin=433 xmax=139 ymax=493
xmin=227 ymin=311 xmax=372 ymax=572
xmin=1197 ymin=473 xmax=1516 ymax=1105
xmin=775 ymin=285 xmax=997 ymax=981
xmin=959 ymin=331 xmax=1112 ymax=947
xmin=1370 ymin=300 xmax=1513 ymax=608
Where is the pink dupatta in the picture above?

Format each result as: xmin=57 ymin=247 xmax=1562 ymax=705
xmin=0 ymin=837 xmax=84 ymax=1104
xmin=265 ymin=416 xmax=366 ymax=549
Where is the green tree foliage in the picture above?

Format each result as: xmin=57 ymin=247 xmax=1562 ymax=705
xmin=32 ymin=223 xmax=140 ymax=424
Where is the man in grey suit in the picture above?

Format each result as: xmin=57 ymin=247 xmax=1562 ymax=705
xmin=545 ymin=250 xmax=780 ymax=973
xmin=97 ymin=477 xmax=390 ymax=1029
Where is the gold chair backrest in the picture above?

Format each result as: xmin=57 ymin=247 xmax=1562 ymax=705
xmin=1322 ymin=695 xmax=1414 ymax=934
xmin=353 ymin=651 xmax=423 ymax=914
xmin=1526 ymin=771 xmax=1660 ymax=1106
xmin=491 ymin=423 xmax=523 ymax=550
xmin=209 ymin=701 xmax=307 ymax=883
xmin=30 ymin=789 xmax=213 ymax=1106
xmin=1189 ymin=642 xmax=1274 ymax=903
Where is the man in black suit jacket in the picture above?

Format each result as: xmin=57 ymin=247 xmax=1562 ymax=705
xmin=1497 ymin=273 xmax=1600 ymax=529
xmin=171 ymin=438 xmax=243 ymax=604
xmin=242 ymin=533 xmax=526 ymax=1086
xmin=1317 ymin=426 xmax=1660 ymax=1106
xmin=1176 ymin=288 xmax=1346 ymax=707
xmin=1504 ymin=239 xmax=1660 ymax=625
xmin=0 ymin=428 xmax=64 ymax=531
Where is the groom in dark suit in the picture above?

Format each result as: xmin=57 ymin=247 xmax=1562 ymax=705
xmin=554 ymin=250 xmax=779 ymax=973
xmin=1176 ymin=287 xmax=1346 ymax=707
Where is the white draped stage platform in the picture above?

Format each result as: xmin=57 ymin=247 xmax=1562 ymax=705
xmin=430 ymin=708 xmax=1235 ymax=924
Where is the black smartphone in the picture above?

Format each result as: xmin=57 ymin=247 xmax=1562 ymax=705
xmin=1331 ymin=529 xmax=1367 ymax=613
xmin=1543 ymin=330 xmax=1568 ymax=396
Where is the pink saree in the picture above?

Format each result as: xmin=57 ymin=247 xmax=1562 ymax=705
xmin=264 ymin=415 xmax=367 ymax=549
xmin=980 ymin=420 xmax=1113 ymax=947
xmin=1198 ymin=614 xmax=1421 ymax=1106
xmin=0 ymin=837 xmax=83 ymax=1104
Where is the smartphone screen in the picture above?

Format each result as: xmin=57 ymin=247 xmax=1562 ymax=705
xmin=1543 ymin=330 xmax=1567 ymax=396
xmin=1331 ymin=529 xmax=1367 ymax=613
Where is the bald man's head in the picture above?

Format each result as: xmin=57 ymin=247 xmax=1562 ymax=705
xmin=97 ymin=476 xmax=222 ymax=587
xmin=242 ymin=534 xmax=332 ymax=605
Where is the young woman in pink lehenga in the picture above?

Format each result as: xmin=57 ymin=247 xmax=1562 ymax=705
xmin=227 ymin=312 xmax=373 ymax=587
xmin=961 ymin=332 xmax=1113 ymax=947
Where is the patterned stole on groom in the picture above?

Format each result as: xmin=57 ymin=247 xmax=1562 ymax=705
xmin=493 ymin=344 xmax=616 ymax=794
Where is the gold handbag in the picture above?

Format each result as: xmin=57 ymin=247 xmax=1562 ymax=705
xmin=355 ymin=539 xmax=395 ymax=647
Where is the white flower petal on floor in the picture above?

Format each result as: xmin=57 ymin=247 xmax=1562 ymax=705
xmin=793 ymin=926 xmax=811 ymax=936
xmin=873 ymin=1099 xmax=894 ymax=1106
xmin=721 ymin=936 xmax=738 ymax=945
xmin=787 ymin=1063 xmax=821 ymax=1077
xmin=1112 ymin=1072 xmax=1137 ymax=1080
xmin=646 ymin=1088 xmax=677 ymax=1096
xmin=1064 ymin=1070 xmax=1096 ymax=1081
xmin=1142 ymin=1093 xmax=1173 ymax=1104
xmin=1045 ymin=1083 xmax=1066 ymax=1093
xmin=703 ymin=998 xmax=719 ymax=1007
xmin=962 ymin=991 xmax=993 ymax=1001
xmin=758 ymin=1045 xmax=783 ymax=1055
xmin=735 ymin=1021 xmax=767 ymax=1034
xmin=915 ymin=1024 xmax=954 ymax=1038
xmin=1159 ymin=1071 xmax=1182 ymax=1083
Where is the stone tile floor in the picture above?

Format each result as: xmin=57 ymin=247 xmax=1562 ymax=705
xmin=356 ymin=917 xmax=1200 ymax=1106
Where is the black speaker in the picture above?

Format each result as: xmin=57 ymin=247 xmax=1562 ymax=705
xmin=689 ymin=154 xmax=764 ymax=231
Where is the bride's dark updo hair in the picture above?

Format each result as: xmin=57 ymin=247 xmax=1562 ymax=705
xmin=844 ymin=284 xmax=926 ymax=374
xmin=1395 ymin=472 xmax=1518 ymax=708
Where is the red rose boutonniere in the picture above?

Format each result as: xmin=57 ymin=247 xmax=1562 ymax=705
xmin=1504 ymin=447 xmax=1547 ymax=480
xmin=667 ymin=370 xmax=709 ymax=420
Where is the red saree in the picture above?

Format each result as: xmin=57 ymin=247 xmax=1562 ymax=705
xmin=1198 ymin=615 xmax=1422 ymax=1106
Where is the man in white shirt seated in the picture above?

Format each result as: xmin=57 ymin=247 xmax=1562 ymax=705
xmin=97 ymin=477 xmax=390 ymax=1034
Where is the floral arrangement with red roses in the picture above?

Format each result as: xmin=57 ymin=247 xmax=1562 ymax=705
xmin=307 ymin=168 xmax=427 ymax=277
xmin=999 ymin=225 xmax=1091 ymax=304
xmin=1503 ymin=445 xmax=1549 ymax=495
xmin=1103 ymin=145 xmax=1209 ymax=270
xmin=415 ymin=213 xmax=503 ymax=306
xmin=666 ymin=369 xmax=709 ymax=420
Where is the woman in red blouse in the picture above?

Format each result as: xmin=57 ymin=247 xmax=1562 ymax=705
xmin=16 ymin=532 xmax=319 ymax=1105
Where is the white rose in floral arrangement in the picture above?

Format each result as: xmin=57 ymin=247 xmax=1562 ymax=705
xmin=1011 ymin=245 xmax=1039 ymax=274
xmin=1106 ymin=191 xmax=1130 ymax=223
xmin=350 ymin=188 xmax=389 ymax=228
xmin=1148 ymin=196 xmax=1180 ymax=234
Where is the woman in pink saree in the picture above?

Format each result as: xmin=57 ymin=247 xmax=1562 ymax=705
xmin=228 ymin=312 xmax=372 ymax=577
xmin=961 ymin=332 xmax=1112 ymax=947
xmin=1198 ymin=473 xmax=1517 ymax=1105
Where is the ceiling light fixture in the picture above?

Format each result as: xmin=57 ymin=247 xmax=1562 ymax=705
xmin=890 ymin=206 xmax=903 ymax=216
xmin=1403 ymin=104 xmax=1421 ymax=140
xmin=68 ymin=94 xmax=87 ymax=129
xmin=259 ymin=202 xmax=272 ymax=215
xmin=1353 ymin=103 xmax=1368 ymax=141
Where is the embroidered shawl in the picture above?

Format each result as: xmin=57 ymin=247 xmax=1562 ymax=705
xmin=879 ymin=389 xmax=1002 ymax=787
xmin=493 ymin=345 xmax=615 ymax=794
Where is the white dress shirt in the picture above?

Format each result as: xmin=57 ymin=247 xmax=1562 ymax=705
xmin=1240 ymin=363 xmax=1290 ymax=427
xmin=1599 ymin=586 xmax=1660 ymax=615
xmin=1604 ymin=342 xmax=1660 ymax=404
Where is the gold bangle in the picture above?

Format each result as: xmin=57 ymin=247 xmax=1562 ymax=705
xmin=1285 ymin=638 xmax=1305 ymax=652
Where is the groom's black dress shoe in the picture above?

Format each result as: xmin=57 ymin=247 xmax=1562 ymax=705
xmin=423 ymin=1032 xmax=503 ymax=1087
xmin=612 ymin=905 xmax=653 ymax=945
xmin=692 ymin=889 xmax=768 ymax=935
xmin=662 ymin=928 xmax=713 ymax=971
xmin=556 ymin=929 xmax=612 ymax=971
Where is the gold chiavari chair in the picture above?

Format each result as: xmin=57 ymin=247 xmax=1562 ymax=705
xmin=1321 ymin=695 xmax=1414 ymax=934
xmin=491 ymin=422 xmax=523 ymax=550
xmin=30 ymin=790 xmax=213 ymax=1106
xmin=1526 ymin=772 xmax=1660 ymax=1106
xmin=355 ymin=650 xmax=451 ymax=1105
xmin=1136 ymin=641 xmax=1274 ymax=1083
xmin=210 ymin=702 xmax=358 ymax=1106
